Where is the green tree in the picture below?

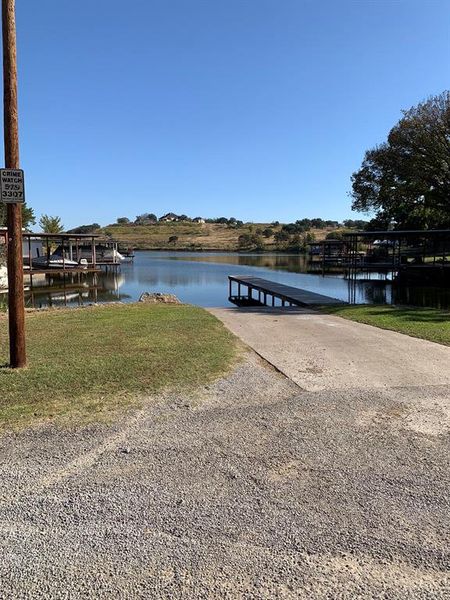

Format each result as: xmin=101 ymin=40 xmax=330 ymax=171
xmin=351 ymin=91 xmax=450 ymax=229
xmin=117 ymin=217 xmax=130 ymax=224
xmin=39 ymin=214 xmax=64 ymax=233
xmin=67 ymin=223 xmax=100 ymax=234
xmin=325 ymin=230 xmax=345 ymax=241
xmin=274 ymin=230 xmax=289 ymax=242
xmin=135 ymin=213 xmax=157 ymax=225
xmin=238 ymin=233 xmax=252 ymax=249
xmin=304 ymin=232 xmax=316 ymax=244
xmin=238 ymin=233 xmax=264 ymax=250
xmin=289 ymin=233 xmax=303 ymax=252
xmin=0 ymin=202 xmax=35 ymax=229
xmin=252 ymin=234 xmax=265 ymax=250
xmin=310 ymin=218 xmax=325 ymax=228
xmin=343 ymin=219 xmax=367 ymax=229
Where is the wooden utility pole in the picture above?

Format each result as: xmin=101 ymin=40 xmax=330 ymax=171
xmin=2 ymin=0 xmax=26 ymax=368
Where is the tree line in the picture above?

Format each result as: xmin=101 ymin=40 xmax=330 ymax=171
xmin=114 ymin=215 xmax=366 ymax=229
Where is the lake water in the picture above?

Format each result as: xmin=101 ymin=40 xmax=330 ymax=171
xmin=4 ymin=251 xmax=448 ymax=309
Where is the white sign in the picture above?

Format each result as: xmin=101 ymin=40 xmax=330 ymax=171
xmin=0 ymin=168 xmax=25 ymax=203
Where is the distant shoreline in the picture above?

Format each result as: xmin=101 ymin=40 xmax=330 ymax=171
xmin=101 ymin=221 xmax=345 ymax=254
xmin=128 ymin=247 xmax=308 ymax=254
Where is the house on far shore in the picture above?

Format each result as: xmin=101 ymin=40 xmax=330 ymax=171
xmin=159 ymin=213 xmax=180 ymax=222
xmin=193 ymin=217 xmax=205 ymax=224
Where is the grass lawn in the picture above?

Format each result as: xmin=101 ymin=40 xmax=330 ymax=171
xmin=0 ymin=304 xmax=238 ymax=429
xmin=325 ymin=304 xmax=450 ymax=346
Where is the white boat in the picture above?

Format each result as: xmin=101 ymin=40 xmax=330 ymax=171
xmin=63 ymin=245 xmax=126 ymax=264
xmin=99 ymin=248 xmax=126 ymax=263
xmin=32 ymin=255 xmax=81 ymax=269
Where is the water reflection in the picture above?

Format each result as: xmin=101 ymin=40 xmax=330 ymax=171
xmin=0 ymin=251 xmax=447 ymax=309
xmin=14 ymin=271 xmax=131 ymax=309
xmin=164 ymin=252 xmax=311 ymax=273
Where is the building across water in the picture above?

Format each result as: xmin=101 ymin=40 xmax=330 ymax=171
xmin=0 ymin=230 xmax=131 ymax=290
xmin=308 ymin=229 xmax=450 ymax=286
xmin=344 ymin=230 xmax=450 ymax=286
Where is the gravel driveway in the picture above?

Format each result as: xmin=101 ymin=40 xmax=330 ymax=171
xmin=0 ymin=334 xmax=449 ymax=597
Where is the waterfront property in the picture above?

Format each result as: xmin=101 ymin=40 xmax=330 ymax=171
xmin=0 ymin=231 xmax=126 ymax=285
xmin=344 ymin=229 xmax=450 ymax=285
xmin=307 ymin=230 xmax=450 ymax=282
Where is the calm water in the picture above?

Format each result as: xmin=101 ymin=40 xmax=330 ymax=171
xmin=2 ymin=251 xmax=448 ymax=309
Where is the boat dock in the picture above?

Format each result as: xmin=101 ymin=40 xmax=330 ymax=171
xmin=228 ymin=275 xmax=345 ymax=307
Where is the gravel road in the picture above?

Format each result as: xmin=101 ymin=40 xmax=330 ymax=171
xmin=0 ymin=348 xmax=449 ymax=598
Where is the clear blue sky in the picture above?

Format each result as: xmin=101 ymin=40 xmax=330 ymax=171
xmin=9 ymin=0 xmax=450 ymax=228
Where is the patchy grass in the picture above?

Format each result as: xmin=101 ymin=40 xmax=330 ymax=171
xmin=0 ymin=304 xmax=238 ymax=429
xmin=325 ymin=304 xmax=450 ymax=346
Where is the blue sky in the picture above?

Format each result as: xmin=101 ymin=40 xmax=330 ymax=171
xmin=9 ymin=0 xmax=450 ymax=228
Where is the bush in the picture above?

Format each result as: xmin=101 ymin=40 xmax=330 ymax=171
xmin=238 ymin=233 xmax=265 ymax=250
xmin=67 ymin=223 xmax=101 ymax=234
xmin=325 ymin=230 xmax=347 ymax=241
xmin=238 ymin=234 xmax=252 ymax=248
xmin=274 ymin=231 xmax=290 ymax=242
xmin=288 ymin=233 xmax=304 ymax=252
xmin=282 ymin=223 xmax=305 ymax=234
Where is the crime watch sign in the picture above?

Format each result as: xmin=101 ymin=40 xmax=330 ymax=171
xmin=0 ymin=168 xmax=25 ymax=203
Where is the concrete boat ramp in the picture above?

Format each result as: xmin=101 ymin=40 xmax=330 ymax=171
xmin=209 ymin=306 xmax=450 ymax=391
xmin=212 ymin=275 xmax=450 ymax=392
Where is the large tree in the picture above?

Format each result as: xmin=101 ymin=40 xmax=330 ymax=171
xmin=351 ymin=91 xmax=450 ymax=229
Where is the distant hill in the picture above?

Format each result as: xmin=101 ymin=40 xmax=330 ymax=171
xmin=100 ymin=221 xmax=352 ymax=251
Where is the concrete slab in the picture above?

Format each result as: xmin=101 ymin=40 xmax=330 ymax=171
xmin=208 ymin=306 xmax=450 ymax=391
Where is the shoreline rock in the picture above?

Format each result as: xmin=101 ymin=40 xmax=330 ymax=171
xmin=138 ymin=292 xmax=182 ymax=304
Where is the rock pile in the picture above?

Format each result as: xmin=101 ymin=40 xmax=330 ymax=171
xmin=138 ymin=292 xmax=182 ymax=304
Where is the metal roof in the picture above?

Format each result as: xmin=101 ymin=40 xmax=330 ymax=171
xmin=23 ymin=232 xmax=101 ymax=239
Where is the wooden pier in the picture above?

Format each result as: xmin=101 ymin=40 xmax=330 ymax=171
xmin=228 ymin=275 xmax=345 ymax=307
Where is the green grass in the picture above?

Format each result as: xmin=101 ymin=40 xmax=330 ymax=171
xmin=0 ymin=304 xmax=238 ymax=429
xmin=325 ymin=304 xmax=450 ymax=346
